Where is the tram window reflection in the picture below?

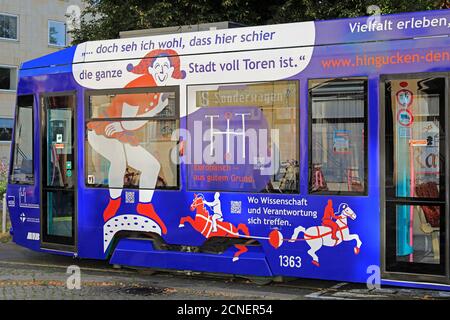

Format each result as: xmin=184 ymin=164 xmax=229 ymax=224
xmin=187 ymin=80 xmax=299 ymax=194
xmin=309 ymin=78 xmax=367 ymax=195
xmin=386 ymin=78 xmax=444 ymax=199
xmin=10 ymin=95 xmax=34 ymax=184
xmin=85 ymin=90 xmax=179 ymax=190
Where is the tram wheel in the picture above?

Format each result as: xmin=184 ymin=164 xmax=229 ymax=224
xmin=245 ymin=276 xmax=273 ymax=285
xmin=136 ymin=268 xmax=157 ymax=276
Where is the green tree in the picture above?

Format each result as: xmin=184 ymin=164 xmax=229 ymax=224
xmin=70 ymin=0 xmax=448 ymax=44
xmin=271 ymin=0 xmax=444 ymax=23
xmin=0 ymin=160 xmax=8 ymax=199
xmin=70 ymin=0 xmax=284 ymax=44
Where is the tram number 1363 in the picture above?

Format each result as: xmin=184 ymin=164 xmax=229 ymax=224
xmin=279 ymin=255 xmax=302 ymax=268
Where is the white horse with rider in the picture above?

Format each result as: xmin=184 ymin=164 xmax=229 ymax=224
xmin=289 ymin=203 xmax=362 ymax=267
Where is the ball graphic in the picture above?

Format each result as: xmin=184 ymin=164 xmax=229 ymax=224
xmin=268 ymin=229 xmax=283 ymax=249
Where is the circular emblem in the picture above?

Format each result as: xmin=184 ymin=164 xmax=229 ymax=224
xmin=396 ymin=89 xmax=413 ymax=108
xmin=397 ymin=108 xmax=414 ymax=127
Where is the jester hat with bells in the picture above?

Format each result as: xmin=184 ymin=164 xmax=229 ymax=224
xmin=126 ymin=49 xmax=186 ymax=88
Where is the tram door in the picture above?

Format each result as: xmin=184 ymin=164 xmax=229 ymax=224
xmin=40 ymin=94 xmax=76 ymax=251
xmin=383 ymin=75 xmax=448 ymax=280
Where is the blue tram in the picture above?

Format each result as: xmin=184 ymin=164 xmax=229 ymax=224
xmin=7 ymin=9 xmax=450 ymax=289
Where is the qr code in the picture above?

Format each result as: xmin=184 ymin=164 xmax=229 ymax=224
xmin=230 ymin=201 xmax=242 ymax=214
xmin=125 ymin=191 xmax=135 ymax=204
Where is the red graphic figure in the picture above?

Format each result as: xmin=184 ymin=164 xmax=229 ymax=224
xmin=322 ymin=199 xmax=339 ymax=241
xmin=87 ymin=49 xmax=186 ymax=235
xmin=179 ymin=194 xmax=251 ymax=262
xmin=289 ymin=202 xmax=362 ymax=267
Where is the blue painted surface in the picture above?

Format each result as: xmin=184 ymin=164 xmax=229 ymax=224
xmin=21 ymin=46 xmax=77 ymax=70
xmin=6 ymin=10 xmax=450 ymax=290
xmin=110 ymin=238 xmax=273 ymax=276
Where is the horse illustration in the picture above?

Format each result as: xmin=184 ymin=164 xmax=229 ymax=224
xmin=289 ymin=203 xmax=362 ymax=267
xmin=179 ymin=194 xmax=250 ymax=262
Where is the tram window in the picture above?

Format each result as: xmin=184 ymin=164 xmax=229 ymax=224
xmin=309 ymin=78 xmax=367 ymax=195
xmin=187 ymin=80 xmax=299 ymax=193
xmin=385 ymin=77 xmax=445 ymax=199
xmin=85 ymin=90 xmax=179 ymax=190
xmin=10 ymin=95 xmax=34 ymax=184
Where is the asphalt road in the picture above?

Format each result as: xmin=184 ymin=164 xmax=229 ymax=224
xmin=0 ymin=241 xmax=449 ymax=300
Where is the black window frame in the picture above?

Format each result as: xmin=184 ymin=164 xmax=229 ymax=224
xmin=40 ymin=91 xmax=77 ymax=248
xmin=0 ymin=66 xmax=17 ymax=91
xmin=382 ymin=74 xmax=448 ymax=277
xmin=308 ymin=77 xmax=369 ymax=196
xmin=84 ymin=86 xmax=181 ymax=191
xmin=384 ymin=77 xmax=446 ymax=202
xmin=0 ymin=13 xmax=18 ymax=41
xmin=9 ymin=94 xmax=35 ymax=185
xmin=385 ymin=202 xmax=446 ymax=276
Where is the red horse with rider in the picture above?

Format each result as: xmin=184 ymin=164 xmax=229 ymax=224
xmin=322 ymin=199 xmax=340 ymax=240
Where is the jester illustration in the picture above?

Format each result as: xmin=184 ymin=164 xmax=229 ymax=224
xmin=289 ymin=200 xmax=362 ymax=267
xmin=88 ymin=49 xmax=186 ymax=250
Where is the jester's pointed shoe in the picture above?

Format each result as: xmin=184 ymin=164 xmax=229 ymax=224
xmin=103 ymin=197 xmax=121 ymax=222
xmin=136 ymin=203 xmax=167 ymax=235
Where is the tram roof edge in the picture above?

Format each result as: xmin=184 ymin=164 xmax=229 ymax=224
xmin=20 ymin=9 xmax=450 ymax=71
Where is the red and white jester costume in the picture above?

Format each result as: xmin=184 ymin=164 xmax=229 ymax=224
xmin=87 ymin=49 xmax=186 ymax=234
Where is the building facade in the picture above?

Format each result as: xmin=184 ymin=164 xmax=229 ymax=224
xmin=0 ymin=0 xmax=83 ymax=164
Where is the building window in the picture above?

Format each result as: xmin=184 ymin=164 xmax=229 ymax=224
xmin=309 ymin=78 xmax=368 ymax=195
xmin=10 ymin=95 xmax=34 ymax=184
xmin=85 ymin=88 xmax=179 ymax=190
xmin=48 ymin=20 xmax=66 ymax=47
xmin=0 ymin=13 xmax=18 ymax=40
xmin=0 ymin=66 xmax=18 ymax=90
xmin=0 ymin=118 xmax=13 ymax=141
xmin=187 ymin=80 xmax=299 ymax=193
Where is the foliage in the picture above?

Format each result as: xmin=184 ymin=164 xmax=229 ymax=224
xmin=271 ymin=0 xmax=444 ymax=23
xmin=70 ymin=0 xmax=284 ymax=43
xmin=0 ymin=160 xmax=8 ymax=199
xmin=70 ymin=0 xmax=449 ymax=44
xmin=0 ymin=160 xmax=8 ymax=237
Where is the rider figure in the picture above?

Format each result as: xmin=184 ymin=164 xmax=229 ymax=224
xmin=322 ymin=199 xmax=339 ymax=240
xmin=204 ymin=192 xmax=223 ymax=233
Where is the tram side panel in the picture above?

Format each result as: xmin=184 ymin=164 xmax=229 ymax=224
xmin=7 ymin=68 xmax=78 ymax=252
xmin=74 ymin=43 xmax=377 ymax=284
xmin=80 ymin=35 xmax=450 ymax=283
xmin=7 ymin=9 xmax=450 ymax=284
